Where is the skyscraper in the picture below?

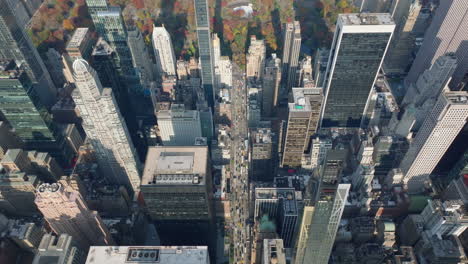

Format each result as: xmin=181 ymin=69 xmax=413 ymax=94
xmin=383 ymin=0 xmax=422 ymax=74
xmin=156 ymin=104 xmax=203 ymax=146
xmin=246 ymin=36 xmax=266 ymax=81
xmin=0 ymin=0 xmax=56 ymax=107
xmin=86 ymin=0 xmax=144 ymax=94
xmin=127 ymin=26 xmax=155 ymax=91
xmin=404 ymin=0 xmax=468 ymax=88
xmin=281 ymin=21 xmax=301 ymax=94
xmin=72 ymin=59 xmax=141 ymax=194
xmin=152 ymin=25 xmax=177 ymax=77
xmin=0 ymin=60 xmax=73 ymax=164
xmin=400 ymin=90 xmax=468 ymax=193
xmin=140 ymin=146 xmax=213 ymax=221
xmin=35 ymin=182 xmax=114 ymax=248
xmin=281 ymin=88 xmax=323 ymax=167
xmin=321 ymin=13 xmax=395 ymax=128
xmin=294 ymin=150 xmax=350 ymax=264
xmin=194 ymin=0 xmax=215 ymax=107
xmin=262 ymin=54 xmax=281 ymax=117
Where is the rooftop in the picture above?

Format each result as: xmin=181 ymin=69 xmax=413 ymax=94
xmin=85 ymin=246 xmax=209 ymax=264
xmin=92 ymin=38 xmax=114 ymax=56
xmin=142 ymin=146 xmax=208 ymax=186
xmin=67 ymin=28 xmax=89 ymax=49
xmin=263 ymin=239 xmax=286 ymax=264
xmin=289 ymin=88 xmax=312 ymax=112
xmin=339 ymin=13 xmax=394 ymax=26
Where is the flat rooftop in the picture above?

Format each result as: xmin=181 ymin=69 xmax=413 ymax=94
xmin=289 ymin=88 xmax=312 ymax=112
xmin=339 ymin=13 xmax=394 ymax=26
xmin=85 ymin=246 xmax=209 ymax=264
xmin=142 ymin=146 xmax=208 ymax=186
xmin=67 ymin=28 xmax=89 ymax=49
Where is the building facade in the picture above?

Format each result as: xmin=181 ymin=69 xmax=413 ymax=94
xmin=35 ymin=182 xmax=114 ymax=248
xmin=321 ymin=13 xmax=395 ymax=128
xmin=140 ymin=146 xmax=213 ymax=221
xmin=400 ymin=90 xmax=468 ymax=193
xmin=281 ymin=21 xmax=301 ymax=95
xmin=194 ymin=0 xmax=215 ymax=107
xmin=246 ymin=36 xmax=266 ymax=81
xmin=404 ymin=0 xmax=468 ymax=88
xmin=295 ymin=150 xmax=350 ymax=264
xmin=262 ymin=54 xmax=281 ymax=117
xmin=0 ymin=0 xmax=56 ymax=107
xmin=282 ymin=88 xmax=322 ymax=167
xmin=72 ymin=59 xmax=141 ymax=193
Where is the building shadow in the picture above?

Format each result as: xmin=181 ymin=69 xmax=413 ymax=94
xmin=154 ymin=0 xmax=188 ymax=59
xmin=214 ymin=0 xmax=232 ymax=58
xmin=270 ymin=8 xmax=282 ymax=55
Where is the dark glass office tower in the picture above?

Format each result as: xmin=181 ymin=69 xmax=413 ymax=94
xmin=320 ymin=14 xmax=394 ymax=128
xmin=0 ymin=61 xmax=73 ymax=165
xmin=0 ymin=0 xmax=56 ymax=107
xmin=194 ymin=0 xmax=215 ymax=107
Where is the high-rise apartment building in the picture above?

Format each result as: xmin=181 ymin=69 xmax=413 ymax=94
xmin=72 ymin=59 xmax=141 ymax=193
xmin=35 ymin=182 xmax=114 ymax=248
xmin=0 ymin=60 xmax=74 ymax=165
xmin=32 ymin=234 xmax=85 ymax=264
xmin=295 ymin=150 xmax=350 ymax=264
xmin=85 ymin=246 xmax=210 ymax=264
xmin=281 ymin=88 xmax=322 ymax=167
xmin=321 ymin=13 xmax=394 ymax=128
xmin=152 ymin=25 xmax=177 ymax=77
xmin=194 ymin=0 xmax=215 ymax=107
xmin=247 ymin=36 xmax=266 ymax=81
xmin=0 ymin=0 xmax=57 ymax=107
xmin=281 ymin=21 xmax=301 ymax=95
xmin=400 ymin=90 xmax=468 ymax=193
xmin=262 ymin=54 xmax=282 ymax=117
xmin=156 ymin=104 xmax=203 ymax=146
xmin=383 ymin=0 xmax=422 ymax=74
xmin=405 ymin=0 xmax=468 ymax=88
xmin=140 ymin=146 xmax=213 ymax=221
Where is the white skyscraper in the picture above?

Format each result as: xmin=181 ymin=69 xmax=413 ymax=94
xmin=405 ymin=0 xmax=468 ymax=88
xmin=246 ymin=36 xmax=266 ymax=81
xmin=157 ymin=104 xmax=203 ymax=146
xmin=281 ymin=21 xmax=302 ymax=94
xmin=152 ymin=25 xmax=177 ymax=77
xmin=400 ymin=90 xmax=468 ymax=193
xmin=72 ymin=59 xmax=141 ymax=193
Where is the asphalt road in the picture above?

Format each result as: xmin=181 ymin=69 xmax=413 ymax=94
xmin=229 ymin=63 xmax=252 ymax=264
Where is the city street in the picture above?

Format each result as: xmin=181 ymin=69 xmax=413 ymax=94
xmin=229 ymin=63 xmax=251 ymax=264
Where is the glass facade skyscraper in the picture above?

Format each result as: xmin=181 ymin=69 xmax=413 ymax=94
xmin=194 ymin=0 xmax=215 ymax=107
xmin=0 ymin=0 xmax=56 ymax=107
xmin=294 ymin=150 xmax=350 ymax=264
xmin=0 ymin=62 xmax=53 ymax=142
xmin=321 ymin=14 xmax=394 ymax=128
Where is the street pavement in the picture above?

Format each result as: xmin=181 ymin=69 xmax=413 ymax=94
xmin=229 ymin=63 xmax=252 ymax=264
